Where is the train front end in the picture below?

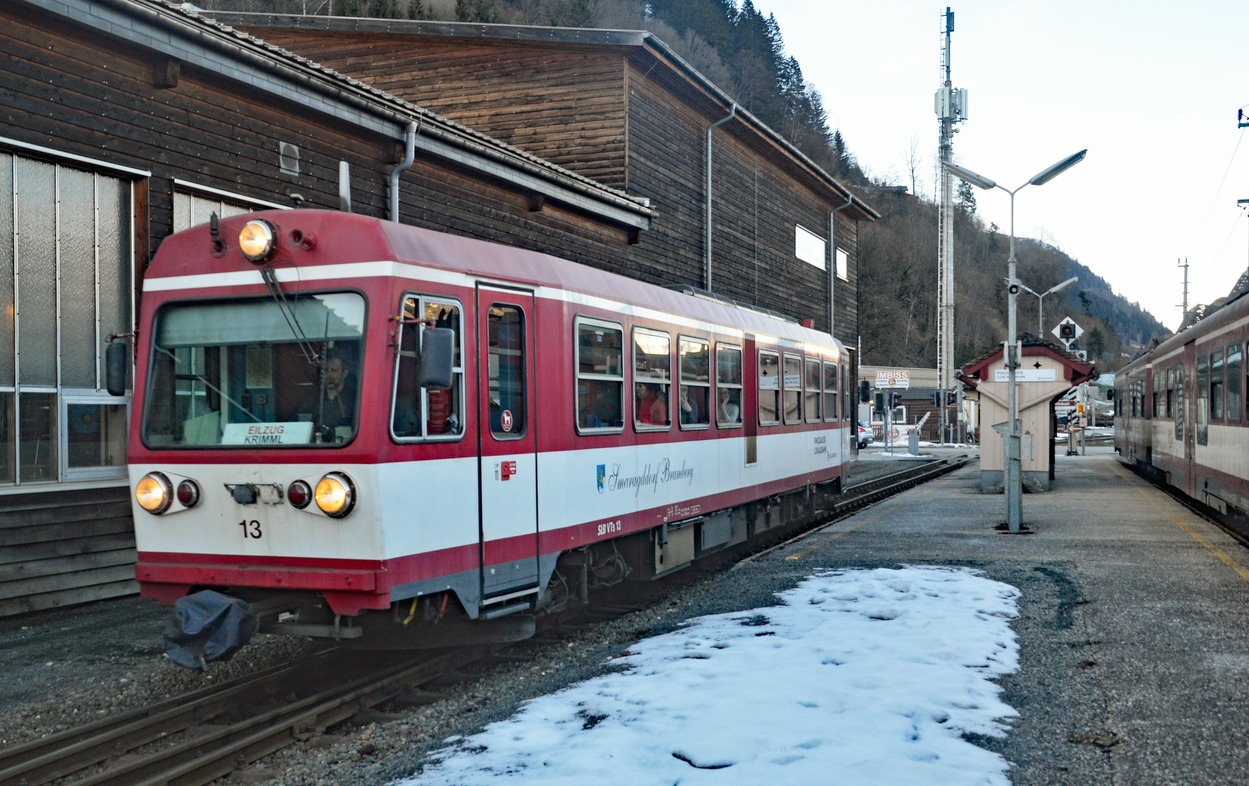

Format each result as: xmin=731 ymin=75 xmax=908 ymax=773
xmin=124 ymin=211 xmax=412 ymax=666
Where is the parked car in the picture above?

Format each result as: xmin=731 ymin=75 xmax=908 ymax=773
xmin=857 ymin=422 xmax=874 ymax=449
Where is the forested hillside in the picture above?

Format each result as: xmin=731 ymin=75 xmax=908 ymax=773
xmin=194 ymin=0 xmax=1173 ymax=370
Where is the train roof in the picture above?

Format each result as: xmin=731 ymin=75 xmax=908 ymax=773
xmin=147 ymin=209 xmax=845 ymax=354
xmin=1121 ymin=288 xmax=1249 ymax=373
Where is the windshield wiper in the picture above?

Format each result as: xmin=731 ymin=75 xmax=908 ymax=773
xmin=259 ymin=264 xmax=320 ymax=365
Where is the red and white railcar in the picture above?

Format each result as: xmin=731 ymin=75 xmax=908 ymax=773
xmin=121 ymin=210 xmax=851 ymax=660
xmin=1116 ymin=290 xmax=1249 ymax=525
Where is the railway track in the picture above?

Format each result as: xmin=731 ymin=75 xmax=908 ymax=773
xmin=0 ymin=455 xmax=970 ymax=786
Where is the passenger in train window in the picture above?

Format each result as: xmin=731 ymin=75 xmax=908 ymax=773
xmin=718 ymin=389 xmax=741 ymax=424
xmin=679 ymin=386 xmax=706 ymax=425
xmin=636 ymin=382 xmax=668 ymax=425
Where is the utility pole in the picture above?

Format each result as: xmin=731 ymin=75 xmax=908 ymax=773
xmin=1178 ymin=257 xmax=1189 ymax=327
xmin=935 ymin=7 xmax=967 ymax=442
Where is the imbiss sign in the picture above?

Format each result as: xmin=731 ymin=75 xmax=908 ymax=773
xmin=875 ymin=370 xmax=910 ymax=389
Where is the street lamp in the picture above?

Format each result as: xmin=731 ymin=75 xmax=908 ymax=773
xmin=1018 ymin=276 xmax=1078 ymax=335
xmin=944 ymin=149 xmax=1087 ymax=534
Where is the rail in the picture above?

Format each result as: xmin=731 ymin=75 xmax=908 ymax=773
xmin=0 ymin=454 xmax=971 ymax=786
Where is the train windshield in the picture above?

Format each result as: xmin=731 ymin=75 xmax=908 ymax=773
xmin=142 ymin=293 xmax=365 ymax=448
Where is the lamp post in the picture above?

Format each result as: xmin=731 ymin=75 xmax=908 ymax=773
xmin=944 ymin=149 xmax=1087 ymax=533
xmin=1019 ymin=276 xmax=1078 ymax=336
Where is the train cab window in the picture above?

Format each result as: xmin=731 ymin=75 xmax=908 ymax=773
xmin=143 ymin=293 xmax=365 ymax=448
xmin=575 ymin=319 xmax=624 ymax=432
xmin=758 ymin=351 xmax=780 ymax=425
xmin=783 ymin=354 xmax=803 ymax=424
xmin=1228 ymin=343 xmax=1243 ymax=423
xmin=392 ymin=296 xmax=464 ymax=441
xmin=633 ymin=328 xmax=671 ymax=429
xmin=1211 ymin=347 xmax=1226 ymax=422
xmin=804 ymin=358 xmax=822 ymax=423
xmin=715 ymin=344 xmax=743 ymax=427
xmin=488 ymin=305 xmax=527 ymax=439
xmin=678 ymin=337 xmax=710 ymax=429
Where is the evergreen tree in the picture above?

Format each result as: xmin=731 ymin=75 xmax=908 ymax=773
xmin=956 ymin=179 xmax=977 ymax=216
xmin=456 ymin=0 xmax=498 ymax=22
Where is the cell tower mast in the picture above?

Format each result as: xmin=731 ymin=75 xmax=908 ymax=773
xmin=935 ymin=7 xmax=967 ymax=440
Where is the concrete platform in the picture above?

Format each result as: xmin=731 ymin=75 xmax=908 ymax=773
xmin=771 ymin=445 xmax=1249 ymax=785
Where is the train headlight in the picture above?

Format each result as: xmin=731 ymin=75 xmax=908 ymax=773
xmin=136 ymin=472 xmax=173 ymax=515
xmin=314 ymin=472 xmax=355 ymax=518
xmin=238 ymin=219 xmax=277 ymax=264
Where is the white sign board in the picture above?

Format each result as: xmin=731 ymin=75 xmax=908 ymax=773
xmin=223 ymin=421 xmax=314 ymax=445
xmin=875 ymin=369 xmax=911 ymax=389
xmin=994 ymin=368 xmax=1057 ymax=383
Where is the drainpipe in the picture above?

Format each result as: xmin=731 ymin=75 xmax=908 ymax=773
xmin=389 ymin=120 xmax=419 ymax=222
xmin=828 ymin=194 xmax=854 ymax=332
xmin=705 ymin=104 xmax=736 ymax=291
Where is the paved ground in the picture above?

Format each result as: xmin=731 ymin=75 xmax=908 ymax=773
xmin=764 ymin=445 xmax=1249 ymax=785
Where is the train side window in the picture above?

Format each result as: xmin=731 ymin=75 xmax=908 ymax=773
xmin=822 ymin=361 xmax=838 ymax=423
xmin=488 ymin=304 xmax=527 ymax=439
xmin=783 ymin=353 xmax=802 ymax=424
xmin=1231 ymin=343 xmax=1244 ymax=424
xmin=1165 ymin=366 xmax=1175 ymax=419
xmin=804 ymin=358 xmax=822 ymax=423
xmin=1174 ymin=365 xmax=1184 ymax=440
xmin=1196 ymin=355 xmax=1208 ymax=445
xmin=715 ymin=343 xmax=742 ymax=428
xmin=633 ymin=328 xmax=671 ymax=430
xmin=677 ymin=336 xmax=710 ymax=429
xmin=391 ymin=296 xmax=464 ymax=441
xmin=575 ymin=319 xmax=624 ymax=433
xmin=1210 ymin=347 xmax=1225 ymax=422
xmin=758 ymin=350 xmax=780 ymax=425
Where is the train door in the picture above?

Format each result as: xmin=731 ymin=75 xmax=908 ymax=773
xmin=1181 ymin=340 xmax=1196 ymax=497
xmin=476 ymin=286 xmax=540 ymax=606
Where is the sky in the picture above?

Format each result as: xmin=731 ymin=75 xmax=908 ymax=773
xmin=397 ymin=566 xmax=1020 ymax=786
xmin=757 ymin=0 xmax=1249 ymax=333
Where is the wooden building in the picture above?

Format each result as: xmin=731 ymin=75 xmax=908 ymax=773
xmin=207 ymin=15 xmax=878 ymax=348
xmin=1 ymin=2 xmax=875 ymax=616
xmin=0 ymin=0 xmax=648 ymax=616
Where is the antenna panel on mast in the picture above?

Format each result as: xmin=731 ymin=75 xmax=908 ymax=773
xmin=935 ymin=88 xmax=968 ymax=121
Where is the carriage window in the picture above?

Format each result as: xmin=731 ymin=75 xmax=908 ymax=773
xmin=1210 ymin=347 xmax=1225 ymax=422
xmin=575 ymin=320 xmax=624 ymax=432
xmin=678 ymin=336 xmax=710 ymax=429
xmin=1197 ymin=355 xmax=1208 ymax=445
xmin=633 ymin=328 xmax=670 ymax=429
xmin=823 ymin=361 xmax=839 ymax=422
xmin=783 ymin=354 xmax=803 ymax=424
xmin=1165 ymin=366 xmax=1175 ymax=419
xmin=1232 ymin=343 xmax=1244 ymax=424
xmin=392 ymin=296 xmax=464 ymax=441
xmin=715 ymin=344 xmax=743 ymax=428
xmin=804 ymin=358 xmax=822 ymax=423
xmin=758 ymin=351 xmax=780 ymax=425
xmin=1174 ymin=365 xmax=1184 ymax=440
